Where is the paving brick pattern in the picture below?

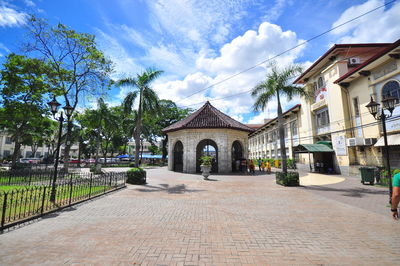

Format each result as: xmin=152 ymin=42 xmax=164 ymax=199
xmin=1 ymin=167 xmax=399 ymax=265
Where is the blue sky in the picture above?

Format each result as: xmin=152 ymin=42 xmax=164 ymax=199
xmin=1 ymin=0 xmax=399 ymax=123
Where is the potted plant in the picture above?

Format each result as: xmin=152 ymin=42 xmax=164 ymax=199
xmin=200 ymin=155 xmax=212 ymax=180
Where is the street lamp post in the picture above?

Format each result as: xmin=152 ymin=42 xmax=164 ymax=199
xmin=366 ymin=95 xmax=398 ymax=204
xmin=47 ymin=96 xmax=73 ymax=202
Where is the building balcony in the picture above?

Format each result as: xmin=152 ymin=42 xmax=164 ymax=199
xmin=316 ymin=125 xmax=330 ymax=135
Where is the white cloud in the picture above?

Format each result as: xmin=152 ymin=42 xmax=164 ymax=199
xmin=95 ymin=29 xmax=142 ymax=80
xmin=247 ymin=113 xmax=268 ymax=124
xmin=0 ymin=42 xmax=10 ymax=57
xmin=331 ymin=0 xmax=400 ymax=43
xmin=197 ymin=22 xmax=304 ymax=74
xmin=24 ymin=0 xmax=35 ymax=7
xmin=149 ymin=21 xmax=306 ymax=122
xmin=0 ymin=6 xmax=27 ymax=27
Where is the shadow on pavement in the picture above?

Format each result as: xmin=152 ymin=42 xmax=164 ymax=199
xmin=136 ymin=183 xmax=205 ymax=194
xmin=303 ymin=185 xmax=387 ymax=198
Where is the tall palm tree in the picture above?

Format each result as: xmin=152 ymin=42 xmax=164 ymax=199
xmin=251 ymin=62 xmax=307 ymax=175
xmin=117 ymin=68 xmax=163 ymax=167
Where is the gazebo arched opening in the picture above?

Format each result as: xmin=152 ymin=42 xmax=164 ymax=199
xmin=231 ymin=140 xmax=243 ymax=172
xmin=196 ymin=139 xmax=218 ymax=173
xmin=173 ymin=141 xmax=184 ymax=172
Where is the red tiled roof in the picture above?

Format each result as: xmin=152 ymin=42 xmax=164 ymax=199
xmin=246 ymin=124 xmax=264 ymax=130
xmin=162 ymin=101 xmax=255 ymax=133
xmin=334 ymin=39 xmax=400 ymax=84
xmin=294 ymin=43 xmax=392 ymax=84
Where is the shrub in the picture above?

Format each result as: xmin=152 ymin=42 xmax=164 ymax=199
xmin=200 ymin=156 xmax=212 ymax=166
xmin=127 ymin=167 xmax=146 ymax=185
xmin=90 ymin=164 xmax=102 ymax=174
xmin=276 ymin=171 xmax=300 ymax=186
xmin=129 ymin=162 xmax=136 ymax=167
xmin=393 ymin=169 xmax=400 ymax=176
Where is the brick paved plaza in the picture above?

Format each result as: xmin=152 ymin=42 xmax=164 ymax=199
xmin=1 ymin=167 xmax=399 ymax=265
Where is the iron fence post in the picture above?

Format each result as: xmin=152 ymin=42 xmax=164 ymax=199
xmin=1 ymin=193 xmax=8 ymax=230
xmin=89 ymin=173 xmax=93 ymax=199
xmin=68 ymin=174 xmax=73 ymax=205
xmin=28 ymin=171 xmax=32 ymax=186
xmin=40 ymin=187 xmax=47 ymax=214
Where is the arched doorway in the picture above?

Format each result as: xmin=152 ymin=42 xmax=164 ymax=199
xmin=173 ymin=141 xmax=183 ymax=172
xmin=231 ymin=140 xmax=243 ymax=172
xmin=196 ymin=139 xmax=218 ymax=173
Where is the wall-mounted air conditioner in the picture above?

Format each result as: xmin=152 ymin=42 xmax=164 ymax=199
xmin=346 ymin=137 xmax=364 ymax=147
xmin=363 ymin=138 xmax=377 ymax=146
xmin=348 ymin=57 xmax=361 ymax=66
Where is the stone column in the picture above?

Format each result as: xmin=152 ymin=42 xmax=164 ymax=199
xmin=218 ymin=133 xmax=229 ymax=173
xmin=167 ymin=137 xmax=173 ymax=171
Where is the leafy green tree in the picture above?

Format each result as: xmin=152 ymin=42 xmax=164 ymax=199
xmin=0 ymin=53 xmax=55 ymax=167
xmin=117 ymin=68 xmax=163 ymax=167
xmin=251 ymin=62 xmax=307 ymax=175
xmin=24 ymin=16 xmax=113 ymax=171
xmin=155 ymin=100 xmax=192 ymax=161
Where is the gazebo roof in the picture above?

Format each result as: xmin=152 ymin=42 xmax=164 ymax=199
xmin=162 ymin=101 xmax=255 ymax=133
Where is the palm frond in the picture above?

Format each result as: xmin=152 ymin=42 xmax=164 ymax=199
xmin=116 ymin=77 xmax=137 ymax=88
xmin=122 ymin=91 xmax=138 ymax=114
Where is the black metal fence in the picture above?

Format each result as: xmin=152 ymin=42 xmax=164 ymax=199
xmin=0 ymin=172 xmax=126 ymax=231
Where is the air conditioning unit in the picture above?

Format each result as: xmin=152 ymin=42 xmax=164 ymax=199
xmin=348 ymin=57 xmax=361 ymax=66
xmin=363 ymin=138 xmax=377 ymax=146
xmin=346 ymin=137 xmax=364 ymax=147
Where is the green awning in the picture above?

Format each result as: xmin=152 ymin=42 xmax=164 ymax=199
xmin=294 ymin=144 xmax=334 ymax=153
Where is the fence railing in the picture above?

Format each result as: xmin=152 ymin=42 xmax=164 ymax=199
xmin=0 ymin=172 xmax=126 ymax=231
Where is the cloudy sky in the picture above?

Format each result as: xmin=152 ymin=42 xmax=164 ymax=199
xmin=0 ymin=0 xmax=399 ymax=123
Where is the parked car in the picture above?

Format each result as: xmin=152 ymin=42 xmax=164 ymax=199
xmin=19 ymin=158 xmax=40 ymax=164
xmin=68 ymin=159 xmax=81 ymax=164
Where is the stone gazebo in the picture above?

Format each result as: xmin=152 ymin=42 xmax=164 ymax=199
xmin=162 ymin=101 xmax=254 ymax=173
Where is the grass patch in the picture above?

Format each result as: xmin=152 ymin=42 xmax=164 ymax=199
xmin=0 ymin=184 xmax=116 ymax=226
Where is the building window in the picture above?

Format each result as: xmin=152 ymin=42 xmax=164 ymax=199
xmin=291 ymin=121 xmax=298 ymax=136
xmin=3 ymin=150 xmax=11 ymax=157
xmin=316 ymin=108 xmax=330 ymax=128
xmin=313 ymin=82 xmax=317 ymax=93
xmin=5 ymin=137 xmax=13 ymax=144
xmin=317 ymin=76 xmax=325 ymax=89
xmin=25 ymin=151 xmax=32 ymax=158
xmin=382 ymin=80 xmax=400 ymax=103
xmin=353 ymin=97 xmax=360 ymax=117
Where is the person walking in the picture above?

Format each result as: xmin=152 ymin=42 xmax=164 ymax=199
xmin=249 ymin=159 xmax=255 ymax=174
xmin=266 ymin=160 xmax=271 ymax=174
xmin=257 ymin=158 xmax=262 ymax=171
xmin=392 ymin=171 xmax=400 ymax=220
xmin=261 ymin=160 xmax=266 ymax=172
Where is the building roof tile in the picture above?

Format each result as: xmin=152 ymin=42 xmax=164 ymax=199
xmin=162 ymin=101 xmax=255 ymax=133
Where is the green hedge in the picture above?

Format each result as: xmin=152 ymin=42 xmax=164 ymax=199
xmin=127 ymin=167 xmax=146 ymax=185
xmin=275 ymin=171 xmax=300 ymax=186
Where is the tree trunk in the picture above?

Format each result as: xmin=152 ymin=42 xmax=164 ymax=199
xmin=31 ymin=144 xmax=37 ymax=158
xmin=77 ymin=139 xmax=82 ymax=167
xmin=134 ymin=89 xmax=143 ymax=167
xmin=277 ymin=92 xmax=288 ymax=175
xmin=162 ymin=136 xmax=168 ymax=162
xmin=11 ymin=140 xmax=21 ymax=168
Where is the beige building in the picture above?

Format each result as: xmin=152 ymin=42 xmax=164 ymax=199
xmin=334 ymin=39 xmax=400 ymax=174
xmin=163 ymin=102 xmax=254 ymax=173
xmin=249 ymin=104 xmax=301 ymax=160
xmin=294 ymin=39 xmax=400 ymax=175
